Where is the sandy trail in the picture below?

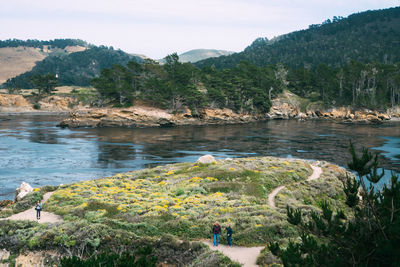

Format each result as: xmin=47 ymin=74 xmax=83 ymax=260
xmin=0 ymin=192 xmax=63 ymax=224
xmin=203 ymin=241 xmax=264 ymax=267
xmin=268 ymin=165 xmax=322 ymax=208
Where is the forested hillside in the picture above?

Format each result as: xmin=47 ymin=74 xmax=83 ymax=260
xmin=196 ymin=7 xmax=400 ymax=69
xmin=4 ymin=46 xmax=143 ymax=88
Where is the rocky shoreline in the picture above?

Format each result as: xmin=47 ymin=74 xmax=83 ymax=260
xmin=57 ymin=104 xmax=400 ymax=128
xmin=1 ymin=93 xmax=399 ymax=128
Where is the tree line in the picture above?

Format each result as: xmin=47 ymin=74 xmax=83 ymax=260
xmin=0 ymin=39 xmax=87 ymax=49
xmin=90 ymin=54 xmax=400 ymax=114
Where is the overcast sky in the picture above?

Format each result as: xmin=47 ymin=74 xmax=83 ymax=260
xmin=0 ymin=0 xmax=399 ymax=59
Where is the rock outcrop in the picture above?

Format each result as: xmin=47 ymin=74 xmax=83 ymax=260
xmin=38 ymin=96 xmax=80 ymax=111
xmin=58 ymin=106 xmax=264 ymax=128
xmin=0 ymin=94 xmax=30 ymax=108
xmin=15 ymin=182 xmax=33 ymax=201
xmin=267 ymin=92 xmax=393 ymax=123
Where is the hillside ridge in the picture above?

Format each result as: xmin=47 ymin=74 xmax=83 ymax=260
xmin=196 ymin=7 xmax=400 ymax=69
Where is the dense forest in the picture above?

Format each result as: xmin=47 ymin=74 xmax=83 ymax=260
xmin=0 ymin=38 xmax=88 ymax=49
xmin=4 ymin=47 xmax=143 ymax=88
xmin=90 ymin=54 xmax=400 ymax=113
xmin=196 ymin=7 xmax=400 ymax=69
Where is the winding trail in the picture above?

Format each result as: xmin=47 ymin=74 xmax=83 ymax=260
xmin=203 ymin=241 xmax=264 ymax=267
xmin=0 ymin=192 xmax=63 ymax=224
xmin=204 ymin=164 xmax=323 ymax=266
xmin=268 ymin=165 xmax=323 ymax=208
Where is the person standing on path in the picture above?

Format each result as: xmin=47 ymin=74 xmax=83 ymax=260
xmin=226 ymin=224 xmax=233 ymax=247
xmin=212 ymin=221 xmax=221 ymax=246
xmin=35 ymin=200 xmax=42 ymax=220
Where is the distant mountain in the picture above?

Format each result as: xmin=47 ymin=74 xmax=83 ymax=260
xmin=159 ymin=49 xmax=235 ymax=63
xmin=196 ymin=7 xmax=400 ymax=69
xmin=0 ymin=39 xmax=88 ymax=84
xmin=1 ymin=40 xmax=143 ymax=88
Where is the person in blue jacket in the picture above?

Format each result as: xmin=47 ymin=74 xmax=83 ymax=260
xmin=35 ymin=200 xmax=42 ymax=220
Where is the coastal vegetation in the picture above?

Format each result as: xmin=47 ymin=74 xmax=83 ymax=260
xmin=0 ymin=156 xmax=351 ymax=266
xmin=270 ymin=144 xmax=400 ymax=266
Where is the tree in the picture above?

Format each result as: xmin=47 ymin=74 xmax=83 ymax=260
xmin=91 ymin=64 xmax=133 ymax=106
xmin=270 ymin=143 xmax=400 ymax=266
xmin=30 ymin=73 xmax=58 ymax=95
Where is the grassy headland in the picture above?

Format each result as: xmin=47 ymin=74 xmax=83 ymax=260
xmin=0 ymin=157 xmax=351 ymax=266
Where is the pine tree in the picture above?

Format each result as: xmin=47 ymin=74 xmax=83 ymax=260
xmin=270 ymin=142 xmax=400 ymax=266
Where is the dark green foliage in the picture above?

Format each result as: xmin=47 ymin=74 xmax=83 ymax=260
xmin=30 ymin=73 xmax=58 ymax=95
xmin=60 ymin=247 xmax=157 ymax=267
xmin=348 ymin=141 xmax=375 ymax=177
xmin=286 ymin=205 xmax=301 ymax=225
xmin=196 ymin=7 xmax=400 ymax=69
xmin=343 ymin=174 xmax=360 ymax=207
xmin=91 ymin=55 xmax=274 ymax=114
xmin=320 ymin=200 xmax=333 ymax=222
xmin=272 ymin=144 xmax=400 ymax=266
xmin=268 ymin=241 xmax=281 ymax=256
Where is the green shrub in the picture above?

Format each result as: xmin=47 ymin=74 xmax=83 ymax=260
xmin=60 ymin=247 xmax=157 ymax=267
xmin=12 ymin=191 xmax=44 ymax=213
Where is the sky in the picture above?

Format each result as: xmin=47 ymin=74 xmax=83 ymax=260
xmin=0 ymin=0 xmax=399 ymax=59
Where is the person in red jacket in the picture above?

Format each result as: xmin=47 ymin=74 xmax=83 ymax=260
xmin=212 ymin=221 xmax=222 ymax=246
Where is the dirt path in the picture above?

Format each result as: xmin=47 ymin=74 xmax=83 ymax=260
xmin=268 ymin=165 xmax=322 ymax=208
xmin=0 ymin=192 xmax=63 ymax=224
xmin=203 ymin=241 xmax=264 ymax=267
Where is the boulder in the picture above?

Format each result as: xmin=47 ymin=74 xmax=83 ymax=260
xmin=197 ymin=155 xmax=216 ymax=164
xmin=15 ymin=182 xmax=33 ymax=201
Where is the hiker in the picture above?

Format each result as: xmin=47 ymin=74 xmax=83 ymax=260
xmin=35 ymin=200 xmax=42 ymax=220
xmin=212 ymin=221 xmax=221 ymax=246
xmin=226 ymin=224 xmax=233 ymax=247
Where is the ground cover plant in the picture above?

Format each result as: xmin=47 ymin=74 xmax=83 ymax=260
xmin=45 ymin=157 xmax=312 ymax=246
xmin=0 ymin=156 xmax=352 ymax=266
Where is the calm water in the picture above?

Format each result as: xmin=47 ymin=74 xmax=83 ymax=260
xmin=1 ymin=115 xmax=399 ymax=200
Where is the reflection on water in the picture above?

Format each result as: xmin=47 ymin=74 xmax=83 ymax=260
xmin=1 ymin=115 xmax=399 ymax=200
